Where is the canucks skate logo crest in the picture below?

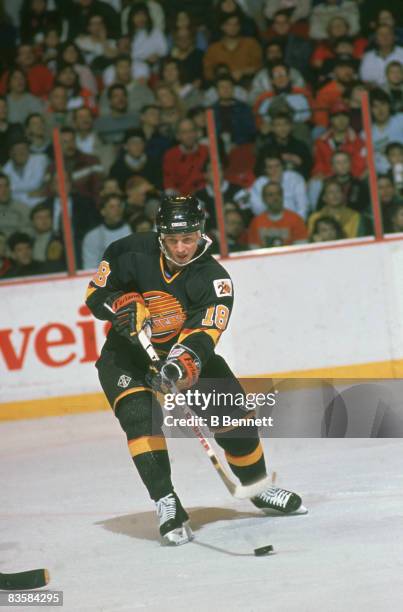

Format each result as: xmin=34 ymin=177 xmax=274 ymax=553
xmin=143 ymin=290 xmax=186 ymax=344
xmin=117 ymin=375 xmax=131 ymax=388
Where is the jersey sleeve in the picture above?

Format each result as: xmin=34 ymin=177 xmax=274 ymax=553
xmin=177 ymin=264 xmax=234 ymax=366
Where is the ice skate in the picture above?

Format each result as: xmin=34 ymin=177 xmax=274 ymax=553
xmin=156 ymin=492 xmax=194 ymax=545
xmin=251 ymin=486 xmax=308 ymax=516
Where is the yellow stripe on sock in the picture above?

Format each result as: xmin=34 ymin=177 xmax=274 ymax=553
xmin=225 ymin=442 xmax=263 ymax=467
xmin=113 ymin=387 xmax=152 ymax=411
xmin=128 ymin=435 xmax=167 ymax=458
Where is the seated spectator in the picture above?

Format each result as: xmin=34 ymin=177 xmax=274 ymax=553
xmin=313 ymin=55 xmax=357 ymax=128
xmin=73 ymin=106 xmax=116 ymax=173
xmin=2 ymin=43 xmax=54 ymax=98
xmin=53 ymin=126 xmax=104 ymax=206
xmin=377 ymin=174 xmax=403 ymax=231
xmin=140 ymin=104 xmax=173 ymax=162
xmin=102 ymin=53 xmax=152 ymax=96
xmin=55 ymin=64 xmax=97 ymax=114
xmin=383 ymin=61 xmax=403 ymax=113
xmin=312 ymin=100 xmax=366 ymax=180
xmin=212 ymin=75 xmax=256 ymax=147
xmin=160 ymin=57 xmax=203 ymax=110
xmin=195 ymin=161 xmax=246 ymax=231
xmin=249 ymin=39 xmax=305 ymax=104
xmin=57 ymin=41 xmax=98 ymax=95
xmin=100 ymin=176 xmax=122 ymax=199
xmin=30 ymin=202 xmax=65 ymax=266
xmin=125 ymin=176 xmax=156 ymax=225
xmin=254 ymin=62 xmax=312 ymax=127
xmin=6 ymin=68 xmax=44 ymax=124
xmin=343 ymin=81 xmax=367 ymax=133
xmin=82 ymin=193 xmax=131 ymax=269
xmin=360 ymin=25 xmax=403 ymax=87
xmin=310 ymin=215 xmax=345 ymax=241
xmin=128 ymin=2 xmax=168 ymax=66
xmin=110 ymin=128 xmax=161 ymax=190
xmin=75 ymin=12 xmax=117 ymax=70
xmin=204 ymin=64 xmax=248 ymax=106
xmin=373 ymin=8 xmax=403 ymax=47
xmin=170 ymin=27 xmax=205 ymax=84
xmin=45 ymin=85 xmax=71 ymax=128
xmin=203 ymin=12 xmax=262 ymax=84
xmin=155 ymin=83 xmax=185 ymax=139
xmin=0 ymin=172 xmax=31 ymax=237
xmin=163 ymin=118 xmax=209 ymax=195
xmin=3 ymin=231 xmax=51 ymax=278
xmin=389 ymin=202 xmax=403 ymax=233
xmin=308 ymin=178 xmax=367 ymax=238
xmin=263 ymin=0 xmax=312 ymax=24
xmin=262 ymin=10 xmax=313 ymax=79
xmin=122 ymin=0 xmax=165 ymax=36
xmin=65 ymin=0 xmax=120 ymax=40
xmin=0 ymin=97 xmax=22 ymax=166
xmin=248 ymin=181 xmax=307 ymax=248
xmin=3 ymin=137 xmax=48 ymax=208
xmin=131 ymin=214 xmax=154 ymax=233
xmin=0 ymin=231 xmax=12 ymax=278
xmin=25 ymin=113 xmax=51 ymax=155
xmin=386 ymin=142 xmax=403 ymax=195
xmin=222 ymin=206 xmax=249 ymax=253
xmin=256 ymin=111 xmax=313 ymax=179
xmin=95 ymin=83 xmax=140 ymax=144
xmin=328 ymin=151 xmax=369 ymax=213
xmin=20 ymin=0 xmax=60 ymax=45
xmin=309 ymin=0 xmax=360 ymax=41
xmin=369 ymin=88 xmax=403 ymax=174
xmin=40 ymin=26 xmax=61 ymax=71
xmin=249 ymin=153 xmax=309 ymax=219
xmin=212 ymin=0 xmax=258 ymax=39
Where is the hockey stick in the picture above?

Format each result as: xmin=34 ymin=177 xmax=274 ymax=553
xmin=0 ymin=569 xmax=49 ymax=590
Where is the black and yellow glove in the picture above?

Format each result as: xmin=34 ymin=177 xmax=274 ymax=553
xmin=145 ymin=344 xmax=201 ymax=394
xmin=110 ymin=292 xmax=151 ymax=341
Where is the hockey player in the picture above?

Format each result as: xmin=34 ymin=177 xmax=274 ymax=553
xmin=85 ymin=195 xmax=306 ymax=545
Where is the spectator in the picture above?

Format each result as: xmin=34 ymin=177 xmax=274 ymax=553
xmin=19 ymin=0 xmax=60 ymax=44
xmin=125 ymin=175 xmax=156 ymax=225
xmin=82 ymin=193 xmax=131 ymax=269
xmin=102 ymin=53 xmax=152 ymax=95
xmin=55 ymin=64 xmax=97 ymax=113
xmin=212 ymin=0 xmax=258 ymax=39
xmin=0 ymin=172 xmax=31 ymax=237
xmin=386 ymin=142 xmax=403 ymax=194
xmin=369 ymin=88 xmax=403 ymax=174
xmin=256 ymin=112 xmax=313 ymax=179
xmin=73 ymin=106 xmax=115 ymax=173
xmin=389 ymin=202 xmax=403 ymax=233
xmin=344 ymin=81 xmax=367 ymax=132
xmin=160 ymin=57 xmax=203 ymax=110
xmin=57 ymin=41 xmax=98 ymax=95
xmin=0 ymin=231 xmax=12 ymax=278
xmin=360 ymin=24 xmax=403 ymax=87
xmin=383 ymin=61 xmax=403 ymax=113
xmin=248 ymin=181 xmax=307 ymax=248
xmin=122 ymin=0 xmax=165 ymax=36
xmin=310 ymin=215 xmax=345 ymax=242
xmin=6 ymin=68 xmax=44 ymax=124
xmin=377 ymin=173 xmax=402 ymax=231
xmin=312 ymin=100 xmax=366 ymax=178
xmin=45 ymin=85 xmax=71 ymax=128
xmin=264 ymin=0 xmax=312 ymax=24
xmin=250 ymin=153 xmax=309 ymax=219
xmin=249 ymin=39 xmax=305 ymax=104
xmin=25 ymin=113 xmax=51 ymax=155
xmin=100 ymin=176 xmax=122 ymax=200
xmin=309 ymin=0 xmax=360 ymax=40
xmin=155 ymin=83 xmax=185 ymax=139
xmin=313 ymin=55 xmax=357 ymax=128
xmin=54 ymin=126 xmax=104 ymax=205
xmin=75 ymin=12 xmax=118 ymax=70
xmin=40 ymin=26 xmax=61 ymax=71
xmin=29 ymin=202 xmax=64 ymax=266
xmin=140 ymin=104 xmax=173 ymax=162
xmin=3 ymin=231 xmax=50 ymax=278
xmin=128 ymin=213 xmax=152 ymax=233
xmin=213 ymin=75 xmax=256 ymax=147
xmin=203 ymin=12 xmax=262 ymax=84
xmin=0 ymin=97 xmax=22 ymax=166
xmin=95 ymin=83 xmax=140 ymax=144
xmin=65 ymin=0 xmax=120 ymax=40
xmin=223 ymin=206 xmax=249 ymax=252
xmin=127 ymin=2 xmax=168 ymax=66
xmin=308 ymin=178 xmax=367 ymax=238
xmin=167 ymin=9 xmax=207 ymax=52
xmin=170 ymin=27 xmax=205 ymax=84
xmin=0 ymin=43 xmax=54 ymax=98
xmin=3 ymin=137 xmax=48 ymax=208
xmin=204 ymin=63 xmax=248 ymax=106
xmin=110 ymin=128 xmax=160 ymax=190
xmin=163 ymin=117 xmax=209 ymax=195
xmin=262 ymin=10 xmax=313 ymax=79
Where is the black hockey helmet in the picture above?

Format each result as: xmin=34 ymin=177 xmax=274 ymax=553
xmin=156 ymin=195 xmax=205 ymax=235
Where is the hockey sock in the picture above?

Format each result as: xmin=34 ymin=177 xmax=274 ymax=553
xmin=215 ymin=431 xmax=267 ymax=485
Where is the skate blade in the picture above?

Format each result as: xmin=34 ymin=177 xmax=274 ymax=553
xmin=260 ymin=504 xmax=308 ymax=517
xmin=161 ymin=521 xmax=194 ymax=546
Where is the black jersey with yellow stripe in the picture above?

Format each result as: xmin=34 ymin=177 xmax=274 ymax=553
xmin=85 ymin=232 xmax=234 ymax=366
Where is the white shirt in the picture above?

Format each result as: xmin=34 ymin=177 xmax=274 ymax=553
xmin=365 ymin=113 xmax=403 ymax=173
xmin=249 ymin=170 xmax=309 ymax=219
xmin=82 ymin=223 xmax=131 ymax=269
xmin=360 ymin=47 xmax=403 ymax=86
xmin=3 ymin=154 xmax=49 ymax=209
xmin=130 ymin=28 xmax=168 ymax=63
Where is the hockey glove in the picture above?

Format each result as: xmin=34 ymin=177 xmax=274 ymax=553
xmin=145 ymin=344 xmax=201 ymax=394
xmin=110 ymin=292 xmax=151 ymax=342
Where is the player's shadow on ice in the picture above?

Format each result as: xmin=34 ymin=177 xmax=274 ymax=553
xmin=97 ymin=507 xmax=261 ymax=543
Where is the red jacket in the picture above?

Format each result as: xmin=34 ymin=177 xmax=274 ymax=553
xmin=0 ymin=64 xmax=54 ymax=99
xmin=163 ymin=144 xmax=209 ymax=195
xmin=312 ymin=128 xmax=366 ymax=178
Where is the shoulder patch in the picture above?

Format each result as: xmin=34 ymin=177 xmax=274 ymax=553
xmin=213 ymin=278 xmax=233 ymax=297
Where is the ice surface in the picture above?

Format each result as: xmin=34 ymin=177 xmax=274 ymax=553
xmin=1 ymin=412 xmax=402 ymax=612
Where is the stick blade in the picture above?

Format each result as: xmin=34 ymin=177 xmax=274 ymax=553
xmin=0 ymin=569 xmax=50 ymax=590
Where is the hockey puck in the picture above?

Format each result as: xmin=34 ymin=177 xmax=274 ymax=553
xmin=254 ymin=545 xmax=274 ymax=556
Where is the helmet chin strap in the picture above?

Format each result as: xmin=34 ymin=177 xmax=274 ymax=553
xmin=159 ymin=233 xmax=213 ymax=268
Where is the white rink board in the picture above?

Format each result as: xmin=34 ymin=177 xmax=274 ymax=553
xmin=1 ymin=240 xmax=403 ymax=404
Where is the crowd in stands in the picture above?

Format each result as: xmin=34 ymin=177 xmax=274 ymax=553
xmin=1 ymin=0 xmax=403 ymax=279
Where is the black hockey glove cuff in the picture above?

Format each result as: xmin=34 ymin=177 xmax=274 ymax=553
xmin=145 ymin=344 xmax=201 ymax=394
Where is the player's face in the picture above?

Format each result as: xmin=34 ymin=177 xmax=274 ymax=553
xmin=162 ymin=231 xmax=200 ymax=265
